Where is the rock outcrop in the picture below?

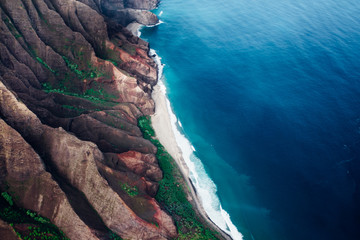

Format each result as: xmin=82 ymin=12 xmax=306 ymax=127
xmin=0 ymin=219 xmax=19 ymax=240
xmin=0 ymin=118 xmax=100 ymax=240
xmin=97 ymin=0 xmax=159 ymax=26
xmin=0 ymin=0 xmax=178 ymax=239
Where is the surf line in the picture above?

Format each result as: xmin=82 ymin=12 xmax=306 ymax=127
xmin=147 ymin=37 xmax=243 ymax=240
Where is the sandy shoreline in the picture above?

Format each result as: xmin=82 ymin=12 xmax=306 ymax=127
xmin=151 ymin=83 xmax=232 ymax=240
xmin=126 ymin=20 xmax=233 ymax=240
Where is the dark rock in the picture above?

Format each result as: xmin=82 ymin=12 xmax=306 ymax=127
xmin=0 ymin=0 xmax=181 ymax=239
xmin=0 ymin=76 xmax=177 ymax=239
xmin=0 ymin=118 xmax=100 ymax=240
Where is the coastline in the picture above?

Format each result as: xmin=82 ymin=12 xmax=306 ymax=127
xmin=151 ymin=80 xmax=233 ymax=240
xmin=127 ymin=21 xmax=236 ymax=240
xmin=126 ymin=22 xmax=142 ymax=36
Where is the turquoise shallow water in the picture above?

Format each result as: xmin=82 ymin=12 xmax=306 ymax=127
xmin=141 ymin=0 xmax=360 ymax=239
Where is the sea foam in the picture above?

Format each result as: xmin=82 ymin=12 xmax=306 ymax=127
xmin=149 ymin=47 xmax=243 ymax=240
xmin=137 ymin=21 xmax=164 ymax=37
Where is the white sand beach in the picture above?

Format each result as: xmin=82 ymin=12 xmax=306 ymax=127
xmin=127 ymin=21 xmax=233 ymax=240
xmin=151 ymin=82 xmax=232 ymax=240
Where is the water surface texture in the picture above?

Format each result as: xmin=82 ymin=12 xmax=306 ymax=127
xmin=141 ymin=0 xmax=360 ymax=239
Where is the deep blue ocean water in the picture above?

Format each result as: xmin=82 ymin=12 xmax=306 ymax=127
xmin=140 ymin=0 xmax=360 ymax=239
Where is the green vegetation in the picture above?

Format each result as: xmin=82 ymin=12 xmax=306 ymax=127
xmin=42 ymin=82 xmax=116 ymax=106
xmin=138 ymin=116 xmax=219 ymax=240
xmin=119 ymin=183 xmax=139 ymax=197
xmin=0 ymin=191 xmax=70 ymax=239
xmin=1 ymin=192 xmax=14 ymax=206
xmin=62 ymin=56 xmax=103 ymax=80
xmin=104 ymin=44 xmax=124 ymax=67
xmin=3 ymin=17 xmax=56 ymax=75
xmin=26 ymin=210 xmax=50 ymax=224
xmin=106 ymin=59 xmax=118 ymax=67
xmin=40 ymin=56 xmax=117 ymax=104
xmin=36 ymin=57 xmax=56 ymax=73
xmin=32 ymin=1 xmax=50 ymax=27
xmin=109 ymin=231 xmax=123 ymax=240
xmin=138 ymin=116 xmax=155 ymax=138
xmin=3 ymin=17 xmax=22 ymax=39
xmin=61 ymin=105 xmax=90 ymax=114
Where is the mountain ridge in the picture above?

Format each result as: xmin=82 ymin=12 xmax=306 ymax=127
xmin=0 ymin=0 xmax=226 ymax=239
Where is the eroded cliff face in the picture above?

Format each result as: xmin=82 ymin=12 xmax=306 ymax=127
xmin=0 ymin=0 xmax=177 ymax=239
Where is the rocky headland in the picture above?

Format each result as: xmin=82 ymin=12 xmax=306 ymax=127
xmin=0 ymin=0 xmax=228 ymax=239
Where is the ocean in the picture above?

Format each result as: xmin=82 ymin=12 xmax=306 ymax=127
xmin=140 ymin=0 xmax=360 ymax=239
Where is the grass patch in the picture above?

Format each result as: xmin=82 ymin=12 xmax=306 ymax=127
xmin=119 ymin=182 xmax=139 ymax=197
xmin=138 ymin=116 xmax=219 ymax=240
xmin=42 ymin=82 xmax=117 ymax=107
xmin=62 ymin=56 xmax=104 ymax=80
xmin=41 ymin=57 xmax=117 ymax=102
xmin=0 ymin=191 xmax=123 ymax=240
xmin=61 ymin=105 xmax=89 ymax=114
xmin=36 ymin=57 xmax=56 ymax=73
xmin=0 ymin=191 xmax=69 ymax=239
xmin=2 ymin=17 xmax=22 ymax=39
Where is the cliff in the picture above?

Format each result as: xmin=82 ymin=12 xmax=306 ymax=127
xmin=0 ymin=0 xmax=224 ymax=239
xmin=0 ymin=0 xmax=175 ymax=239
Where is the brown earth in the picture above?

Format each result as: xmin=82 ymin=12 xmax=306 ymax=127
xmin=0 ymin=0 xmax=179 ymax=239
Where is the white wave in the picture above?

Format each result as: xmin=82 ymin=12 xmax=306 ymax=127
xmin=148 ymin=35 xmax=243 ymax=240
xmin=221 ymin=206 xmax=244 ymax=240
xmin=159 ymin=11 xmax=163 ymax=17
xmin=137 ymin=20 xmax=164 ymax=38
xmin=178 ymin=119 xmax=183 ymax=128
xmin=149 ymin=49 xmax=164 ymax=82
xmin=136 ymin=24 xmax=144 ymax=38
xmin=148 ymin=20 xmax=164 ymax=28
xmin=167 ymin=105 xmax=243 ymax=239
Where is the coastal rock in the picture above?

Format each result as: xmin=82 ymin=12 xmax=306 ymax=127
xmin=0 ymin=0 xmax=199 ymax=239
xmin=108 ymin=9 xmax=159 ymax=26
xmin=100 ymin=0 xmax=159 ymax=25
xmin=100 ymin=0 xmax=158 ymax=10
xmin=124 ymin=0 xmax=158 ymax=9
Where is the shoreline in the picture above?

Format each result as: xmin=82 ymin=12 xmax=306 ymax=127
xmin=126 ymin=22 xmax=142 ymax=36
xmin=151 ymin=77 xmax=233 ymax=240
xmin=127 ymin=21 xmax=234 ymax=240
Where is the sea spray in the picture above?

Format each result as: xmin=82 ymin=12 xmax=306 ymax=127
xmin=149 ymin=48 xmax=243 ymax=240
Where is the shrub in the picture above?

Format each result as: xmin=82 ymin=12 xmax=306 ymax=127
xmin=138 ymin=116 xmax=219 ymax=239
xmin=0 ymin=191 xmax=69 ymax=239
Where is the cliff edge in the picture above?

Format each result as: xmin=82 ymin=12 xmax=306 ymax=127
xmin=0 ymin=0 xmax=225 ymax=239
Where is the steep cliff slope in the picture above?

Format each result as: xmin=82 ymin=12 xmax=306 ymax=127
xmin=0 ymin=0 xmax=178 ymax=239
xmin=0 ymin=0 xmax=228 ymax=239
